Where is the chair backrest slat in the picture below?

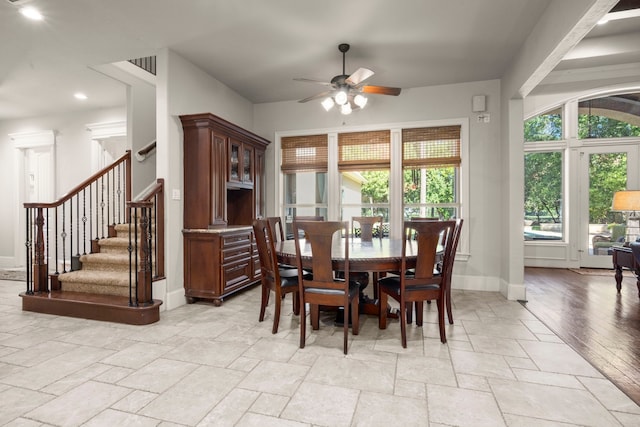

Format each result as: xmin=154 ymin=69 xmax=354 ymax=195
xmin=253 ymin=218 xmax=279 ymax=286
xmin=352 ymin=216 xmax=383 ymax=241
xmin=266 ymin=216 xmax=285 ymax=241
xmin=293 ymin=220 xmax=348 ymax=285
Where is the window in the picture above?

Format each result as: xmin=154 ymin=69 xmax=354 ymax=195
xmin=578 ymin=94 xmax=640 ymax=139
xmin=523 ymin=151 xmax=563 ymax=241
xmin=281 ymin=134 xmax=328 ymax=237
xmin=402 ymin=126 xmax=461 ymax=220
xmin=524 ymin=107 xmax=562 ymax=142
xmin=278 ymin=119 xmax=468 ymax=246
xmin=338 ymin=130 xmax=390 ymax=228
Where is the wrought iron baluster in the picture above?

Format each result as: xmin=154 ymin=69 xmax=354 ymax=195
xmin=117 ymin=163 xmax=122 ymax=224
xmin=54 ymin=207 xmax=59 ymax=275
xmin=70 ymin=194 xmax=74 ymax=270
xmin=25 ymin=208 xmax=32 ymax=294
xmin=61 ymin=202 xmax=67 ymax=273
xmin=106 ymin=169 xmax=111 ymax=230
xmin=82 ymin=188 xmax=87 ymax=255
xmin=100 ymin=175 xmax=105 ymax=239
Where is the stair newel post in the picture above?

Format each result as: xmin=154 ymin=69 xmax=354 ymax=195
xmin=155 ymin=178 xmax=165 ymax=279
xmin=32 ymin=207 xmax=48 ymax=293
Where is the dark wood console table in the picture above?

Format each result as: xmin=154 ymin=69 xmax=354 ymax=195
xmin=611 ymin=246 xmax=640 ymax=298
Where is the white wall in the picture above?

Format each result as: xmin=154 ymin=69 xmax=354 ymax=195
xmin=129 ymin=80 xmax=157 ymax=196
xmin=253 ymin=79 xmax=504 ymax=294
xmin=156 ymin=49 xmax=255 ymax=310
xmin=0 ymin=107 xmax=125 ymax=267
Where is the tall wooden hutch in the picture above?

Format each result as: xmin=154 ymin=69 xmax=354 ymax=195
xmin=180 ymin=113 xmax=269 ymax=305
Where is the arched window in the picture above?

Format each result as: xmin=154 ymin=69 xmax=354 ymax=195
xmin=578 ymin=93 xmax=640 ymax=139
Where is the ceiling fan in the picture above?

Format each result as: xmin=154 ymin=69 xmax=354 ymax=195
xmin=294 ymin=43 xmax=401 ymax=114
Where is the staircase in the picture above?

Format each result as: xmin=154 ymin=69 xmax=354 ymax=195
xmin=21 ymin=220 xmax=162 ymax=325
xmin=20 ymin=152 xmax=164 ymax=325
xmin=60 ymin=224 xmax=148 ymax=297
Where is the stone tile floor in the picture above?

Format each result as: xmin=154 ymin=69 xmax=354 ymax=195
xmin=1 ymin=278 xmax=639 ymax=426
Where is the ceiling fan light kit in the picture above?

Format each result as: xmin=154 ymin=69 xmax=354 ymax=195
xmin=295 ymin=43 xmax=401 ymax=115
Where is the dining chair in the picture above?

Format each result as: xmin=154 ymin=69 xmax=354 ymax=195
xmin=393 ymin=216 xmax=441 ymax=321
xmin=266 ymin=216 xmax=298 ymax=270
xmin=440 ymin=218 xmax=463 ymax=324
xmin=293 ymin=220 xmax=359 ymax=354
xmin=294 ymin=215 xmax=325 ymax=221
xmin=253 ymin=218 xmax=307 ymax=334
xmin=352 ymin=215 xmax=383 ymax=241
xmin=266 ymin=216 xmax=286 ymax=241
xmin=294 ymin=215 xmax=324 ymax=239
xmin=351 ymin=216 xmax=383 ymax=300
xmin=378 ymin=219 xmax=456 ymax=347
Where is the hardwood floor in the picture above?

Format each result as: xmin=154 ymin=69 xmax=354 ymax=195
xmin=524 ymin=267 xmax=640 ymax=406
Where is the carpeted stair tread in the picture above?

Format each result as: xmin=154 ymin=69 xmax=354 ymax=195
xmin=58 ymin=270 xmax=132 ymax=285
xmin=99 ymin=237 xmax=130 ymax=248
xmin=80 ymin=252 xmax=129 ymax=264
xmin=79 ymin=252 xmax=131 ymax=272
xmin=114 ymin=223 xmax=156 ymax=237
xmin=58 ymin=270 xmax=134 ymax=297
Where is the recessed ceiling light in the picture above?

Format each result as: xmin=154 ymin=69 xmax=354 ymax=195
xmin=19 ymin=6 xmax=43 ymax=21
xmin=74 ymin=93 xmax=88 ymax=100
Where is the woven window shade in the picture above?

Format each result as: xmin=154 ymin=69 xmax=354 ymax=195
xmin=403 ymin=126 xmax=461 ymax=168
xmin=338 ymin=130 xmax=390 ymax=171
xmin=281 ymin=134 xmax=328 ymax=173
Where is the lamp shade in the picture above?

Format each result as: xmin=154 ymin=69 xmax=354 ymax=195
xmin=611 ymin=190 xmax=640 ymax=211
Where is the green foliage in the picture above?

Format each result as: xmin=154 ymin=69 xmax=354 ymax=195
xmin=359 ymin=168 xmax=456 ymax=219
xmin=579 ymin=115 xmax=640 ymax=139
xmin=402 ymin=167 xmax=455 ymax=204
xmin=360 ymin=171 xmax=389 ymax=203
xmin=588 ymin=153 xmax=626 ymax=223
xmin=524 ymin=152 xmax=562 ymax=223
xmin=524 ymin=113 xmax=562 ymax=142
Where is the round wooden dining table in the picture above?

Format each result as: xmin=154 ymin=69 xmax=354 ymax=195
xmin=275 ymin=237 xmax=419 ymax=317
xmin=275 ymin=237 xmax=418 ymax=274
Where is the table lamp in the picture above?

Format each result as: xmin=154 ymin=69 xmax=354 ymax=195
xmin=611 ymin=190 xmax=640 ymax=244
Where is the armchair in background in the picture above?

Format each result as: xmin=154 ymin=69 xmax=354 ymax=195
xmin=592 ymin=224 xmax=626 ymax=255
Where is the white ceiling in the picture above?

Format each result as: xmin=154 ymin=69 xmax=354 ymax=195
xmin=0 ymin=0 xmax=639 ymax=121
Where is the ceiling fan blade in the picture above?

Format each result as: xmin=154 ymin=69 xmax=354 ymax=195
xmin=361 ymin=85 xmax=402 ymax=96
xmin=294 ymin=78 xmax=333 ymax=87
xmin=345 ymin=68 xmax=374 ymax=86
xmin=298 ymin=90 xmax=334 ymax=103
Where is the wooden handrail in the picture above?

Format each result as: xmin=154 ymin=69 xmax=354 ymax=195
xmin=135 ymin=140 xmax=156 ymax=161
xmin=24 ymin=151 xmax=131 ymax=209
xmin=133 ymin=178 xmax=164 ymax=204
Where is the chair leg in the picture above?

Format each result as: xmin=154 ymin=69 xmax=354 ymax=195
xmin=343 ymin=300 xmax=349 ymax=355
xmin=406 ymin=302 xmax=413 ymax=324
xmin=378 ymin=292 xmax=388 ymax=329
xmin=437 ymin=296 xmax=447 ymax=344
xmin=415 ymin=301 xmax=423 ymax=326
xmin=299 ymin=294 xmax=306 ymax=349
xmin=400 ymin=299 xmax=408 ymax=348
xmin=272 ymin=290 xmax=282 ymax=334
xmin=446 ymin=287 xmax=454 ymax=324
xmin=292 ymin=291 xmax=300 ymax=316
xmin=259 ymin=285 xmax=269 ymax=322
xmin=310 ymin=304 xmax=320 ymax=330
xmin=351 ymin=296 xmax=359 ymax=335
